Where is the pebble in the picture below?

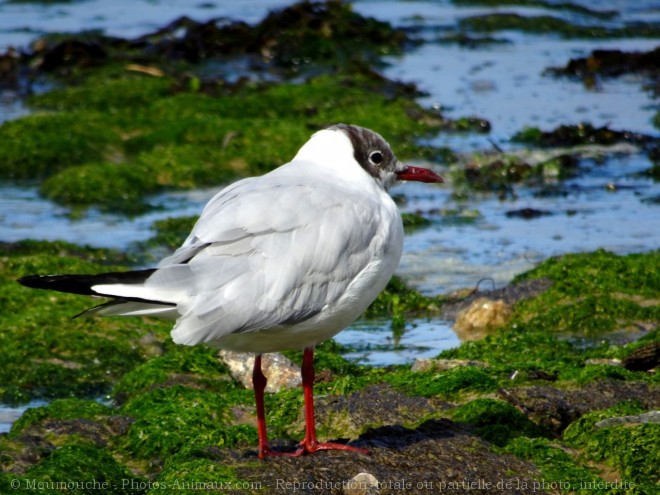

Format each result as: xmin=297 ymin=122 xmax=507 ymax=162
xmin=344 ymin=472 xmax=380 ymax=495
xmin=218 ymin=350 xmax=301 ymax=393
xmin=453 ymin=297 xmax=512 ymax=340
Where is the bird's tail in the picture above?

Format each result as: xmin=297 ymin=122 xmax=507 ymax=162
xmin=17 ymin=269 xmax=178 ymax=318
xmin=18 ymin=269 xmax=156 ymax=296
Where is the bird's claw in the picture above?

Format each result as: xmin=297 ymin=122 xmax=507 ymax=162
xmin=259 ymin=440 xmax=369 ymax=458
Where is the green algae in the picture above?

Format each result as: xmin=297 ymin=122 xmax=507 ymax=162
xmin=9 ymin=398 xmax=111 ymax=437
xmin=437 ymin=251 xmax=659 ymax=389
xmin=452 ymin=0 xmax=617 ymax=20
xmin=563 ymin=402 xmax=659 ymax=491
xmin=512 ymin=123 xmax=655 ymax=149
xmin=251 ymin=0 xmax=410 ymax=67
xmin=459 ymin=12 xmax=660 ymax=39
xmin=0 ymin=112 xmax=121 ymax=180
xmin=452 ymin=398 xmax=546 ymax=447
xmin=119 ymin=385 xmax=256 ymax=459
xmin=13 ymin=69 xmax=451 ymax=212
xmin=366 ymin=275 xmax=443 ymax=318
xmin=450 ymin=150 xmax=586 ymax=199
xmin=0 ymin=0 xmax=467 ymax=216
xmin=112 ymin=345 xmax=231 ymax=401
xmin=145 ymin=216 xmax=198 ymax=251
xmin=3 ymin=235 xmax=657 ymax=490
xmin=503 ymin=437 xmax=604 ymax=494
xmin=386 ymin=366 xmax=499 ymax=399
xmin=0 ymin=248 xmax=658 ymax=493
xmin=0 ymin=241 xmax=168 ymax=404
xmin=157 ymin=458 xmax=251 ymax=495
xmin=512 ymin=250 xmax=660 ymax=337
xmin=3 ymin=444 xmax=141 ymax=495
xmin=401 ymin=212 xmax=432 ymax=229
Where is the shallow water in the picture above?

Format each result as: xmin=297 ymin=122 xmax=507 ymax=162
xmin=0 ymin=0 xmax=658 ymax=370
xmin=0 ymin=399 xmax=48 ymax=434
xmin=336 ymin=318 xmax=460 ymax=366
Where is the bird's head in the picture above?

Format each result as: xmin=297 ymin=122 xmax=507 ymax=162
xmin=300 ymin=124 xmax=444 ymax=190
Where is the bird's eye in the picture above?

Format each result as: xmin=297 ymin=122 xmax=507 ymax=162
xmin=369 ymin=150 xmax=383 ymax=165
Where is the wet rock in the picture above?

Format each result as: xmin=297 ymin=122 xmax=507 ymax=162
xmin=453 ymin=298 xmax=512 ymax=340
xmin=621 ymin=341 xmax=659 ymax=372
xmin=238 ymin=418 xmax=546 ymax=494
xmin=411 ymin=358 xmax=488 ymax=373
xmin=254 ymin=0 xmax=410 ymax=66
xmin=312 ymin=384 xmax=451 ymax=440
xmin=218 ymin=350 xmax=301 ymax=393
xmin=34 ymin=38 xmax=109 ymax=72
xmin=584 ymin=358 xmax=621 ymax=367
xmin=463 ymin=156 xmax=533 ymax=197
xmin=500 ymin=380 xmax=660 ymax=435
xmin=138 ymin=332 xmax=166 ymax=358
xmin=505 ymin=208 xmax=552 ymax=219
xmin=442 ymin=278 xmax=552 ymax=321
xmin=512 ymin=122 xmax=655 ymax=149
xmin=0 ymin=47 xmax=19 ymax=88
xmin=549 ymin=46 xmax=660 ymax=83
xmin=40 ymin=419 xmax=110 ymax=448
xmin=133 ymin=1 xmax=410 ymax=67
xmin=345 ymin=472 xmax=380 ymax=495
xmin=594 ymin=410 xmax=660 ymax=428
xmin=5 ymin=434 xmax=56 ymax=474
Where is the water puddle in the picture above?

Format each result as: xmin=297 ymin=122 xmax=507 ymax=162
xmin=0 ymin=399 xmax=48 ymax=434
xmin=336 ymin=318 xmax=460 ymax=366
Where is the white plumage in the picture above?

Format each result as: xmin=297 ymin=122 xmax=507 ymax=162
xmin=19 ymin=124 xmax=444 ymax=458
xmin=90 ymin=126 xmax=404 ymax=352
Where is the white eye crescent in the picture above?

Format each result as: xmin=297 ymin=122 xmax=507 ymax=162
xmin=369 ymin=150 xmax=383 ymax=165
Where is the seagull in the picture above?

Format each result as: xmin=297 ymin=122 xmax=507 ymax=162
xmin=18 ymin=124 xmax=443 ymax=458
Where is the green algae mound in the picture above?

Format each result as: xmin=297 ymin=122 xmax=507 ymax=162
xmin=2 ymin=244 xmax=657 ymax=492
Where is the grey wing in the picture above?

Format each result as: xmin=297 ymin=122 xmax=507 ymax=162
xmin=164 ymin=170 xmax=386 ymax=346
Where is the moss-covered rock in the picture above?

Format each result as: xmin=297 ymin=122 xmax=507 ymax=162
xmin=563 ymin=402 xmax=659 ymax=492
xmin=451 ymin=398 xmax=546 ymax=446
xmin=0 ymin=1 xmax=482 ymax=213
xmin=9 ymin=69 xmax=452 ymax=212
xmin=9 ymin=444 xmax=141 ymax=495
xmin=459 ymin=12 xmax=660 ymax=39
xmin=0 ymin=112 xmax=122 ymax=180
xmin=119 ymin=385 xmax=257 ymax=459
xmin=0 ymin=241 xmax=167 ymax=404
xmin=2 ymin=243 xmax=658 ymax=492
xmin=512 ymin=122 xmax=656 ymax=149
xmin=511 ymin=249 xmax=659 ymax=337
xmin=9 ymin=398 xmax=112 ymax=437
xmin=452 ymin=0 xmax=617 ymax=20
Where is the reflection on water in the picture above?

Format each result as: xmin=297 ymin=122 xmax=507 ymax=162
xmin=336 ymin=318 xmax=460 ymax=366
xmin=0 ymin=399 xmax=48 ymax=434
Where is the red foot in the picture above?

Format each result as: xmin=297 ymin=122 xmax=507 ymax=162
xmin=258 ymin=445 xmax=302 ymax=459
xmin=258 ymin=441 xmax=369 ymax=458
xmin=300 ymin=440 xmax=370 ymax=455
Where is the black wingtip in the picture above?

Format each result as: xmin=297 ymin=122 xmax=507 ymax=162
xmin=17 ymin=269 xmax=157 ymax=296
xmin=17 ymin=274 xmax=97 ymax=295
xmin=18 ymin=274 xmax=54 ymax=289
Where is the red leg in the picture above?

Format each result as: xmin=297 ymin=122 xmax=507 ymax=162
xmin=252 ymin=349 xmax=367 ymax=458
xmin=253 ymin=354 xmax=300 ymax=458
xmin=297 ymin=347 xmax=369 ymax=455
xmin=253 ymin=354 xmax=271 ymax=458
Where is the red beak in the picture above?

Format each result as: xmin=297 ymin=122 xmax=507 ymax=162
xmin=396 ymin=165 xmax=444 ymax=183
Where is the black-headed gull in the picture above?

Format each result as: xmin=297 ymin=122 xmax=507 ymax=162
xmin=19 ymin=124 xmax=443 ymax=458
